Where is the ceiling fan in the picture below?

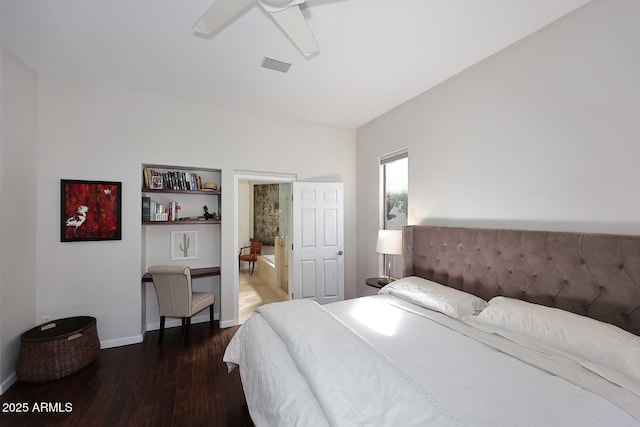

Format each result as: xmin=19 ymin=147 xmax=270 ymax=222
xmin=194 ymin=0 xmax=321 ymax=57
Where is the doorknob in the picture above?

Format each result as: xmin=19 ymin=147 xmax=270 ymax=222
xmin=336 ymin=251 xmax=343 ymax=255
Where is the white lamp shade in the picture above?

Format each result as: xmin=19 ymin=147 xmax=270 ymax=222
xmin=376 ymin=229 xmax=403 ymax=255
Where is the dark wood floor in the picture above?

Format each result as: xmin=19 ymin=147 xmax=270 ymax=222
xmin=0 ymin=322 xmax=254 ymax=427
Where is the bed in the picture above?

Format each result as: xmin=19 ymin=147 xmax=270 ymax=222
xmin=224 ymin=225 xmax=640 ymax=426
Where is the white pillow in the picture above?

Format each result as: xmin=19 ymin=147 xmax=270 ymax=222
xmin=378 ymin=276 xmax=487 ymax=319
xmin=469 ymin=296 xmax=640 ymax=395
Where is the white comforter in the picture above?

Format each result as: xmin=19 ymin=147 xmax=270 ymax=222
xmin=224 ymin=296 xmax=640 ymax=427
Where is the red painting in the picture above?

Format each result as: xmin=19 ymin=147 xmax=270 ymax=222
xmin=61 ymin=180 xmax=122 ymax=242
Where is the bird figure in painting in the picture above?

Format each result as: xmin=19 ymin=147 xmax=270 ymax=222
xmin=66 ymin=205 xmax=89 ymax=229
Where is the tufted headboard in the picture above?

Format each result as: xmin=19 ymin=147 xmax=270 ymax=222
xmin=403 ymin=225 xmax=640 ymax=336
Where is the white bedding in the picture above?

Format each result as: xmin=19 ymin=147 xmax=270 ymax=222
xmin=224 ymin=295 xmax=640 ymax=427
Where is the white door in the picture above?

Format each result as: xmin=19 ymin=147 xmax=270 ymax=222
xmin=291 ymin=182 xmax=344 ymax=304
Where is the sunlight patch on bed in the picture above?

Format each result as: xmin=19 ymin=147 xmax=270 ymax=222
xmin=350 ymin=299 xmax=401 ymax=336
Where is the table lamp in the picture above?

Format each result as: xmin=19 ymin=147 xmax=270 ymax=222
xmin=376 ymin=229 xmax=403 ymax=286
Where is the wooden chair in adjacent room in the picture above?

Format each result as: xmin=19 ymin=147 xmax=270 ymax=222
xmin=238 ymin=239 xmax=262 ymax=275
xmin=148 ymin=265 xmax=215 ymax=347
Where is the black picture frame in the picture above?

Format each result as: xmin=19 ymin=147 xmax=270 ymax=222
xmin=61 ymin=179 xmax=122 ymax=242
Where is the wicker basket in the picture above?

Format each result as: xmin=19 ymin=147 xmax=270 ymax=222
xmin=17 ymin=316 xmax=100 ymax=383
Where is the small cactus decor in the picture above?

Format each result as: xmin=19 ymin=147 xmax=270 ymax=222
xmin=180 ymin=234 xmax=190 ymax=257
xmin=171 ymin=231 xmax=197 ymax=260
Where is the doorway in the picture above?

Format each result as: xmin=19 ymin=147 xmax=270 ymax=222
xmin=233 ymin=172 xmax=296 ymax=324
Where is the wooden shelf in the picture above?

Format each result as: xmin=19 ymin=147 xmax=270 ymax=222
xmin=142 ymin=188 xmax=221 ymax=196
xmin=142 ymin=220 xmax=220 ymax=226
xmin=142 ymin=182 xmax=221 ymax=224
xmin=142 ymin=266 xmax=220 ymax=282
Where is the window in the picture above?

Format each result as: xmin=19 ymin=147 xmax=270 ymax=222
xmin=381 ymin=151 xmax=408 ymax=279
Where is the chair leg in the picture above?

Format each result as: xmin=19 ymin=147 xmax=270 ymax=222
xmin=209 ymin=305 xmax=214 ymax=329
xmin=184 ymin=317 xmax=191 ymax=347
xmin=158 ymin=316 xmax=165 ymax=345
xmin=250 ymin=261 xmax=255 ymax=275
xmin=181 ymin=317 xmax=186 ymax=333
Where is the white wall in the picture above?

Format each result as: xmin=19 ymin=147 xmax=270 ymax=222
xmin=238 ymin=182 xmax=251 ymax=248
xmin=35 ymin=75 xmax=357 ymax=346
xmin=357 ymin=0 xmax=640 ymax=296
xmin=0 ymin=45 xmax=37 ymax=392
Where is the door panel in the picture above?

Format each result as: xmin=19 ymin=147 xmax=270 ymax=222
xmin=322 ymin=189 xmax=338 ymax=202
xmin=300 ymin=188 xmax=315 ymax=202
xmin=292 ymin=182 xmax=344 ymax=304
xmin=301 ymin=209 xmax=316 ymax=247
xmin=322 ymin=210 xmax=338 ymax=247
xmin=322 ymin=259 xmax=338 ymax=297
xmin=301 ymin=260 xmax=316 ymax=298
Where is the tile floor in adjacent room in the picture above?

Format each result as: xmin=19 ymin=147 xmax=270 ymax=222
xmin=238 ymin=265 xmax=288 ymax=324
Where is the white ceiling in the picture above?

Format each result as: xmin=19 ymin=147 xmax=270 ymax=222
xmin=0 ymin=0 xmax=591 ymax=129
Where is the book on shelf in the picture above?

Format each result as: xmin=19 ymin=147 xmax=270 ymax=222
xmin=143 ymin=168 xmax=210 ymax=192
xmin=167 ymin=202 xmax=181 ymax=221
xmin=144 ymin=199 xmax=182 ymax=222
xmin=142 ymin=197 xmax=151 ymax=222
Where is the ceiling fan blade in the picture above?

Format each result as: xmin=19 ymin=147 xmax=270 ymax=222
xmin=193 ymin=0 xmax=255 ymax=36
xmin=267 ymin=5 xmax=319 ymax=57
xmin=260 ymin=0 xmax=306 ymax=10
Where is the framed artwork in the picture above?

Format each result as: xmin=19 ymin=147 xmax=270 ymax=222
xmin=171 ymin=231 xmax=198 ymax=260
xmin=61 ymin=179 xmax=122 ymax=242
xmin=150 ymin=175 xmax=163 ymax=189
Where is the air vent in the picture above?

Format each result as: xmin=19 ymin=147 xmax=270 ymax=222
xmin=262 ymin=57 xmax=291 ymax=73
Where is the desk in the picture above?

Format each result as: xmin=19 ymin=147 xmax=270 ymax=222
xmin=142 ymin=266 xmax=220 ymax=282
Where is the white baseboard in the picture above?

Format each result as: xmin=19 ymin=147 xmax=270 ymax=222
xmin=220 ymin=319 xmax=238 ymax=328
xmin=0 ymin=372 xmax=17 ymax=395
xmin=100 ymin=334 xmax=144 ymax=349
xmin=146 ymin=313 xmax=219 ymax=332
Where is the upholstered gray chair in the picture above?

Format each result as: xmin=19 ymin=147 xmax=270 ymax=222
xmin=148 ymin=265 xmax=215 ymax=347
